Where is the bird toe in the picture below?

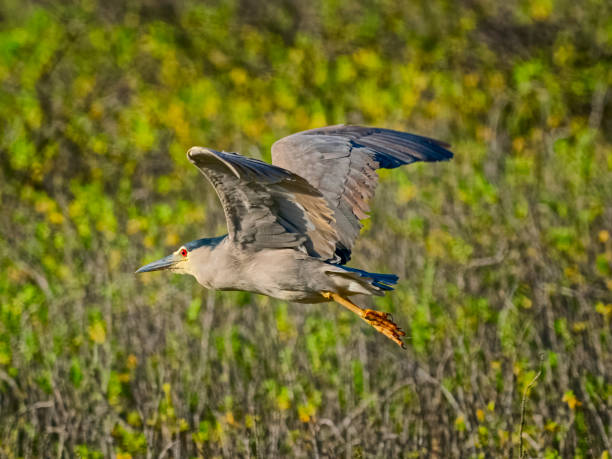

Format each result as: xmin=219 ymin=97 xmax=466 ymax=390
xmin=362 ymin=309 xmax=406 ymax=349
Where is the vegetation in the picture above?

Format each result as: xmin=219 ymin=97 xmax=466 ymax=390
xmin=0 ymin=0 xmax=610 ymax=456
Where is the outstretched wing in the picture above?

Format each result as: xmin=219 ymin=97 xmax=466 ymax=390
xmin=271 ymin=125 xmax=453 ymax=263
xmin=188 ymin=147 xmax=338 ymax=259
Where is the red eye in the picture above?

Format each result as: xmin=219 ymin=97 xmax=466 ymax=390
xmin=180 ymin=248 xmax=188 ymax=257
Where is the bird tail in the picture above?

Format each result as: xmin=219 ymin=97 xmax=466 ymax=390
xmin=325 ymin=264 xmax=398 ymax=296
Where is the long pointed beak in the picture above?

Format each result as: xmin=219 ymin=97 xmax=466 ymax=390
xmin=135 ymin=254 xmax=177 ymax=273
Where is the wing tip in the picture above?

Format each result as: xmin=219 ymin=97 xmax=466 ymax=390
xmin=187 ymin=147 xmax=243 ymax=178
xmin=425 ymin=137 xmax=454 ymax=160
xmin=428 ymin=144 xmax=454 ymax=162
xmin=388 ymin=130 xmax=454 ymax=162
xmin=187 ymin=146 xmax=219 ymax=162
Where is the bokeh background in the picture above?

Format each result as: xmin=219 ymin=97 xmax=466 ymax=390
xmin=1 ymin=0 xmax=611 ymax=457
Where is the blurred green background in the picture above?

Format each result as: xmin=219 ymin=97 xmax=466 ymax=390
xmin=1 ymin=0 xmax=611 ymax=457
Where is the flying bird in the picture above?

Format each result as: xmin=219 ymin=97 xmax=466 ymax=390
xmin=136 ymin=125 xmax=453 ymax=347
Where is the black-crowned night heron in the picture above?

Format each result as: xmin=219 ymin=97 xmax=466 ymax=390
xmin=136 ymin=125 xmax=453 ymax=347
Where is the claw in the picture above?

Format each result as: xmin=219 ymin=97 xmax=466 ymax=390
xmin=324 ymin=292 xmax=407 ymax=348
xmin=362 ymin=309 xmax=406 ymax=348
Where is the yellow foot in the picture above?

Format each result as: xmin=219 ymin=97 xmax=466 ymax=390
xmin=323 ymin=292 xmax=406 ymax=348
xmin=362 ymin=309 xmax=406 ymax=349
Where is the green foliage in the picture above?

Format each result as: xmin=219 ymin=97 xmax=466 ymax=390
xmin=0 ymin=0 xmax=611 ymax=457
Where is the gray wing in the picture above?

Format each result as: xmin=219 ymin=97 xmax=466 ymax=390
xmin=187 ymin=147 xmax=338 ymax=259
xmin=271 ymin=125 xmax=454 ymax=263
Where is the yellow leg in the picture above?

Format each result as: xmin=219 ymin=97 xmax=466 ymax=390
xmin=322 ymin=292 xmax=406 ymax=348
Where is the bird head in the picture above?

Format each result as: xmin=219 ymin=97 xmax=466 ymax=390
xmin=135 ymin=245 xmax=191 ymax=275
xmin=135 ymin=236 xmax=225 ymax=277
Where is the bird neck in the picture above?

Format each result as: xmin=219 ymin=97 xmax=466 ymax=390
xmin=188 ymin=235 xmax=232 ymax=289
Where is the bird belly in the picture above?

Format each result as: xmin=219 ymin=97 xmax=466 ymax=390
xmin=269 ymin=289 xmax=329 ymax=303
xmin=223 ymin=249 xmax=330 ymax=303
xmin=204 ymin=247 xmax=381 ymax=304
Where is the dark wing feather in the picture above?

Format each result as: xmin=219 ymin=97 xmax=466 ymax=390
xmin=187 ymin=147 xmax=337 ymax=258
xmin=271 ymin=125 xmax=453 ymax=263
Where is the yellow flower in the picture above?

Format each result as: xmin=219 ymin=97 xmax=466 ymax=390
xmin=454 ymin=415 xmax=466 ymax=432
xmin=225 ymin=411 xmax=237 ymax=426
xmin=127 ymin=354 xmax=138 ymax=369
xmin=87 ymin=321 xmax=106 ymax=344
xmin=298 ymin=403 xmax=316 ymax=423
xmin=595 ymin=302 xmax=612 ymax=319
xmin=562 ymin=391 xmax=582 ymax=410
